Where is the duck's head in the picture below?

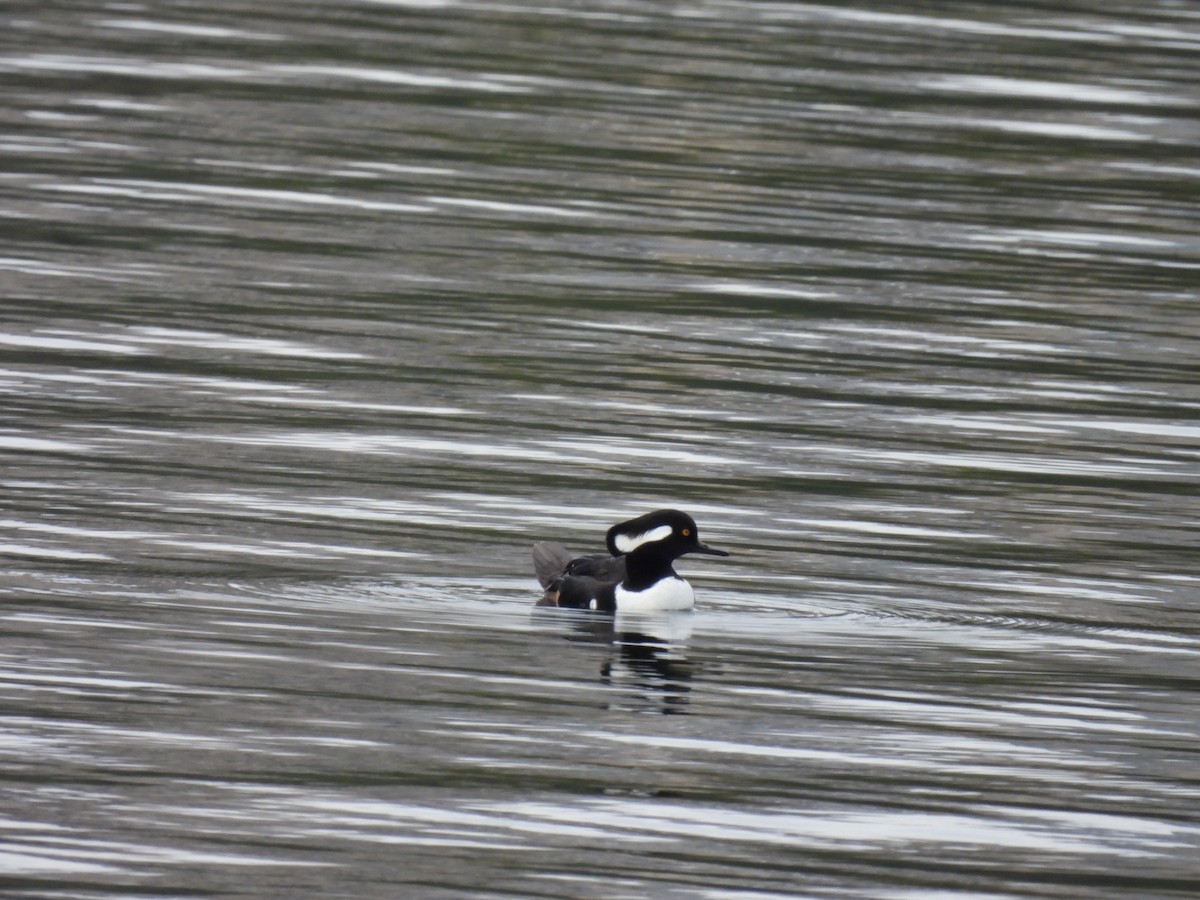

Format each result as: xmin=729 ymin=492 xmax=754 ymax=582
xmin=605 ymin=509 xmax=729 ymax=560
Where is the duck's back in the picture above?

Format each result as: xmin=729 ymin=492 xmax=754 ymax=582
xmin=532 ymin=542 xmax=626 ymax=588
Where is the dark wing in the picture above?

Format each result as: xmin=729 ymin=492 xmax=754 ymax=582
xmin=532 ymin=542 xmax=624 ymax=612
xmin=564 ymin=552 xmax=626 ymax=582
xmin=533 ymin=542 xmax=627 ymax=588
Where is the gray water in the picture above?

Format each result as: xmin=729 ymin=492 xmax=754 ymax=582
xmin=2 ymin=1 xmax=1199 ymax=897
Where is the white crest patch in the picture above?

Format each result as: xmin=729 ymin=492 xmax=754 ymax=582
xmin=615 ymin=577 xmax=695 ymax=612
xmin=613 ymin=523 xmax=673 ymax=554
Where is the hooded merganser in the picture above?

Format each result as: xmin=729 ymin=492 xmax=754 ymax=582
xmin=532 ymin=509 xmax=729 ymax=613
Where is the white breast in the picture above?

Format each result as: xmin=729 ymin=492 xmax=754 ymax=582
xmin=615 ymin=577 xmax=695 ymax=612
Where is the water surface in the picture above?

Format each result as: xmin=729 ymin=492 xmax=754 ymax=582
xmin=2 ymin=1 xmax=1199 ymax=897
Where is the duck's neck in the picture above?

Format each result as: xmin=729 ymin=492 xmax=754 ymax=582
xmin=622 ymin=547 xmax=679 ymax=591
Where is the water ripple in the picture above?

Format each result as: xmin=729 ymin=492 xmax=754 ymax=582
xmin=2 ymin=1 xmax=1198 ymax=896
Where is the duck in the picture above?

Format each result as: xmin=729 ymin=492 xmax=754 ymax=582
xmin=532 ymin=509 xmax=728 ymax=613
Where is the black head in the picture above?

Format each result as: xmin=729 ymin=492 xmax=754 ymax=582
xmin=604 ymin=509 xmax=730 ymax=560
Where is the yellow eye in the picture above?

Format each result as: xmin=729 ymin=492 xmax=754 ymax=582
xmin=682 ymin=528 xmax=691 ymax=537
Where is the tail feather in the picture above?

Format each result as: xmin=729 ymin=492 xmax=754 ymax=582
xmin=532 ymin=541 xmax=573 ymax=588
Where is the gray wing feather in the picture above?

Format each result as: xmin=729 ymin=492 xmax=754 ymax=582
xmin=532 ymin=541 xmax=574 ymax=588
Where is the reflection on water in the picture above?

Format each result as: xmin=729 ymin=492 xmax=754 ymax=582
xmin=538 ymin=608 xmax=698 ymax=714
xmin=2 ymin=0 xmax=1200 ymax=896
